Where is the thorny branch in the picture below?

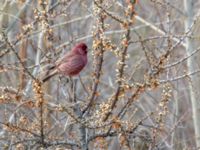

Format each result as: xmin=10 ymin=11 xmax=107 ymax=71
xmin=103 ymin=1 xmax=136 ymax=121
xmin=82 ymin=0 xmax=106 ymax=115
xmin=1 ymin=0 xmax=200 ymax=149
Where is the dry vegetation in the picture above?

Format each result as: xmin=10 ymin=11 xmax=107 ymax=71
xmin=0 ymin=0 xmax=200 ymax=149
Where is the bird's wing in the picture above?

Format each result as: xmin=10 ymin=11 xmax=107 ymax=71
xmin=58 ymin=55 xmax=85 ymax=75
xmin=55 ymin=51 xmax=74 ymax=66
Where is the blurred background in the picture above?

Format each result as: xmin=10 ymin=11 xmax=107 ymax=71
xmin=0 ymin=0 xmax=200 ymax=149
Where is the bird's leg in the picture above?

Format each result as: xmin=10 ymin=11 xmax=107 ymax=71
xmin=68 ymin=77 xmax=77 ymax=103
xmin=58 ymin=75 xmax=69 ymax=84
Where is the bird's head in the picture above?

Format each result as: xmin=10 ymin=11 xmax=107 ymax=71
xmin=73 ymin=43 xmax=88 ymax=55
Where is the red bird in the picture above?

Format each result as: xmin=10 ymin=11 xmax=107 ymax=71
xmin=42 ymin=43 xmax=88 ymax=82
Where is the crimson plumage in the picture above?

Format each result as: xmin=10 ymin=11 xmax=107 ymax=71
xmin=42 ymin=43 xmax=88 ymax=82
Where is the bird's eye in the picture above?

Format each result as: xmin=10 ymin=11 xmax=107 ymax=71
xmin=78 ymin=48 xmax=87 ymax=55
xmin=81 ymin=47 xmax=87 ymax=54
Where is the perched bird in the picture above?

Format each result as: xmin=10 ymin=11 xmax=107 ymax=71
xmin=41 ymin=43 xmax=88 ymax=82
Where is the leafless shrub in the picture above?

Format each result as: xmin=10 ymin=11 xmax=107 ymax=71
xmin=0 ymin=0 xmax=200 ymax=149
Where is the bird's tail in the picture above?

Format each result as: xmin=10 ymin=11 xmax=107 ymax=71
xmin=42 ymin=70 xmax=57 ymax=82
xmin=40 ymin=64 xmax=58 ymax=82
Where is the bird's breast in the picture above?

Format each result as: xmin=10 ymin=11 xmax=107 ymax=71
xmin=82 ymin=55 xmax=88 ymax=65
